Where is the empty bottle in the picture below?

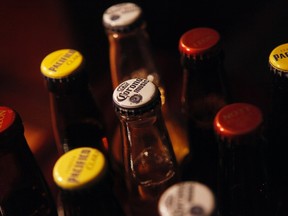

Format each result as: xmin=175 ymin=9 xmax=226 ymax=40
xmin=112 ymin=78 xmax=179 ymax=216
xmin=0 ymin=105 xmax=58 ymax=216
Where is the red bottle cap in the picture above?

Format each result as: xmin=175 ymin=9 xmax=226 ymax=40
xmin=179 ymin=27 xmax=220 ymax=59
xmin=214 ymin=103 xmax=263 ymax=139
xmin=0 ymin=106 xmax=16 ymax=133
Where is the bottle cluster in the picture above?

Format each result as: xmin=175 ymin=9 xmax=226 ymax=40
xmin=1 ymin=1 xmax=288 ymax=216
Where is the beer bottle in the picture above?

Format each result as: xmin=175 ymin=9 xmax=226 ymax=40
xmin=40 ymin=49 xmax=109 ymax=156
xmin=0 ymin=106 xmax=58 ymax=216
xmin=214 ymin=102 xmax=272 ymax=216
xmin=266 ymin=43 xmax=288 ymax=215
xmin=112 ymin=78 xmax=179 ymax=216
xmin=53 ymin=147 xmax=126 ymax=216
xmin=158 ymin=181 xmax=216 ymax=216
xmin=102 ymin=2 xmax=189 ymax=165
xmin=179 ymin=27 xmax=229 ymax=192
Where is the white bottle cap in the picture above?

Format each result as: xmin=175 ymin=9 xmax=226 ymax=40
xmin=158 ymin=181 xmax=215 ymax=216
xmin=113 ymin=78 xmax=160 ymax=116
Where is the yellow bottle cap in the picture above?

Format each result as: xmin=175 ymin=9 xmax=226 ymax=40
xmin=269 ymin=43 xmax=288 ymax=73
xmin=40 ymin=49 xmax=83 ymax=79
xmin=53 ymin=147 xmax=106 ymax=190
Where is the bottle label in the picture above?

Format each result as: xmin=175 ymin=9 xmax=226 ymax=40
xmin=0 ymin=106 xmax=15 ymax=133
xmin=158 ymin=181 xmax=215 ymax=216
xmin=103 ymin=2 xmax=141 ymax=29
xmin=53 ymin=147 xmax=106 ymax=190
xmin=113 ymin=78 xmax=157 ymax=109
xmin=269 ymin=43 xmax=288 ymax=73
xmin=40 ymin=49 xmax=83 ymax=79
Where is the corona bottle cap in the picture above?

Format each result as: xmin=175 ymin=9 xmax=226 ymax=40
xmin=158 ymin=181 xmax=215 ymax=216
xmin=103 ymin=2 xmax=143 ymax=32
xmin=112 ymin=78 xmax=161 ymax=116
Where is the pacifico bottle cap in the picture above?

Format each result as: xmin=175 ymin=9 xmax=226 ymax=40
xmin=113 ymin=78 xmax=161 ymax=116
xmin=102 ymin=2 xmax=143 ymax=32
xmin=0 ymin=106 xmax=16 ymax=133
xmin=269 ymin=43 xmax=288 ymax=75
xmin=179 ymin=27 xmax=220 ymax=60
xmin=158 ymin=181 xmax=215 ymax=216
xmin=40 ymin=49 xmax=84 ymax=80
xmin=214 ymin=103 xmax=263 ymax=139
xmin=53 ymin=147 xmax=106 ymax=191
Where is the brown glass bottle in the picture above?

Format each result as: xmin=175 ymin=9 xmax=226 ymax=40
xmin=112 ymin=78 xmax=179 ymax=216
xmin=53 ymin=147 xmax=126 ymax=216
xmin=40 ymin=49 xmax=109 ymax=156
xmin=0 ymin=106 xmax=58 ymax=216
xmin=179 ymin=27 xmax=229 ymax=192
xmin=266 ymin=43 xmax=288 ymax=215
xmin=102 ymin=2 xmax=189 ymax=166
xmin=214 ymin=102 xmax=272 ymax=216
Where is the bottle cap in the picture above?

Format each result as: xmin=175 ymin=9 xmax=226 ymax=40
xmin=0 ymin=106 xmax=16 ymax=133
xmin=102 ymin=2 xmax=143 ymax=32
xmin=158 ymin=181 xmax=215 ymax=216
xmin=269 ymin=43 xmax=288 ymax=76
xmin=113 ymin=78 xmax=161 ymax=116
xmin=214 ymin=103 xmax=263 ymax=139
xmin=53 ymin=147 xmax=106 ymax=191
xmin=40 ymin=49 xmax=84 ymax=80
xmin=179 ymin=27 xmax=220 ymax=60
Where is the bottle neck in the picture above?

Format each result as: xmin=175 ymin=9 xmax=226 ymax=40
xmin=106 ymin=26 xmax=161 ymax=89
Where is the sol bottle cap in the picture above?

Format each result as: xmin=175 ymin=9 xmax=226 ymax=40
xmin=40 ymin=49 xmax=84 ymax=80
xmin=103 ymin=2 xmax=143 ymax=32
xmin=158 ymin=181 xmax=215 ymax=216
xmin=179 ymin=27 xmax=220 ymax=60
xmin=113 ymin=78 xmax=161 ymax=116
xmin=214 ymin=102 xmax=263 ymax=139
xmin=53 ymin=147 xmax=106 ymax=191
xmin=269 ymin=43 xmax=288 ymax=75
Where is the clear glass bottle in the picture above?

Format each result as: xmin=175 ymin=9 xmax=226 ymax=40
xmin=0 ymin=106 xmax=58 ymax=216
xmin=214 ymin=102 xmax=272 ymax=216
xmin=266 ymin=43 xmax=288 ymax=215
xmin=179 ymin=27 xmax=229 ymax=191
xmin=40 ymin=49 xmax=109 ymax=156
xmin=53 ymin=147 xmax=126 ymax=216
xmin=102 ymin=2 xmax=188 ymax=165
xmin=112 ymin=78 xmax=179 ymax=216
xmin=158 ymin=181 xmax=216 ymax=216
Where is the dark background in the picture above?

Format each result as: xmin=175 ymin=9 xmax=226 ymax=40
xmin=1 ymin=0 xmax=288 ymax=197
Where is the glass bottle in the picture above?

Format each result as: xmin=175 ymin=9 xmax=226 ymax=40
xmin=102 ymin=2 xmax=189 ymax=165
xmin=158 ymin=181 xmax=216 ymax=216
xmin=53 ymin=147 xmax=126 ymax=216
xmin=112 ymin=78 xmax=179 ymax=216
xmin=40 ymin=49 xmax=109 ymax=156
xmin=179 ymin=27 xmax=229 ymax=192
xmin=266 ymin=43 xmax=288 ymax=215
xmin=0 ymin=105 xmax=58 ymax=216
xmin=214 ymin=102 xmax=272 ymax=216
